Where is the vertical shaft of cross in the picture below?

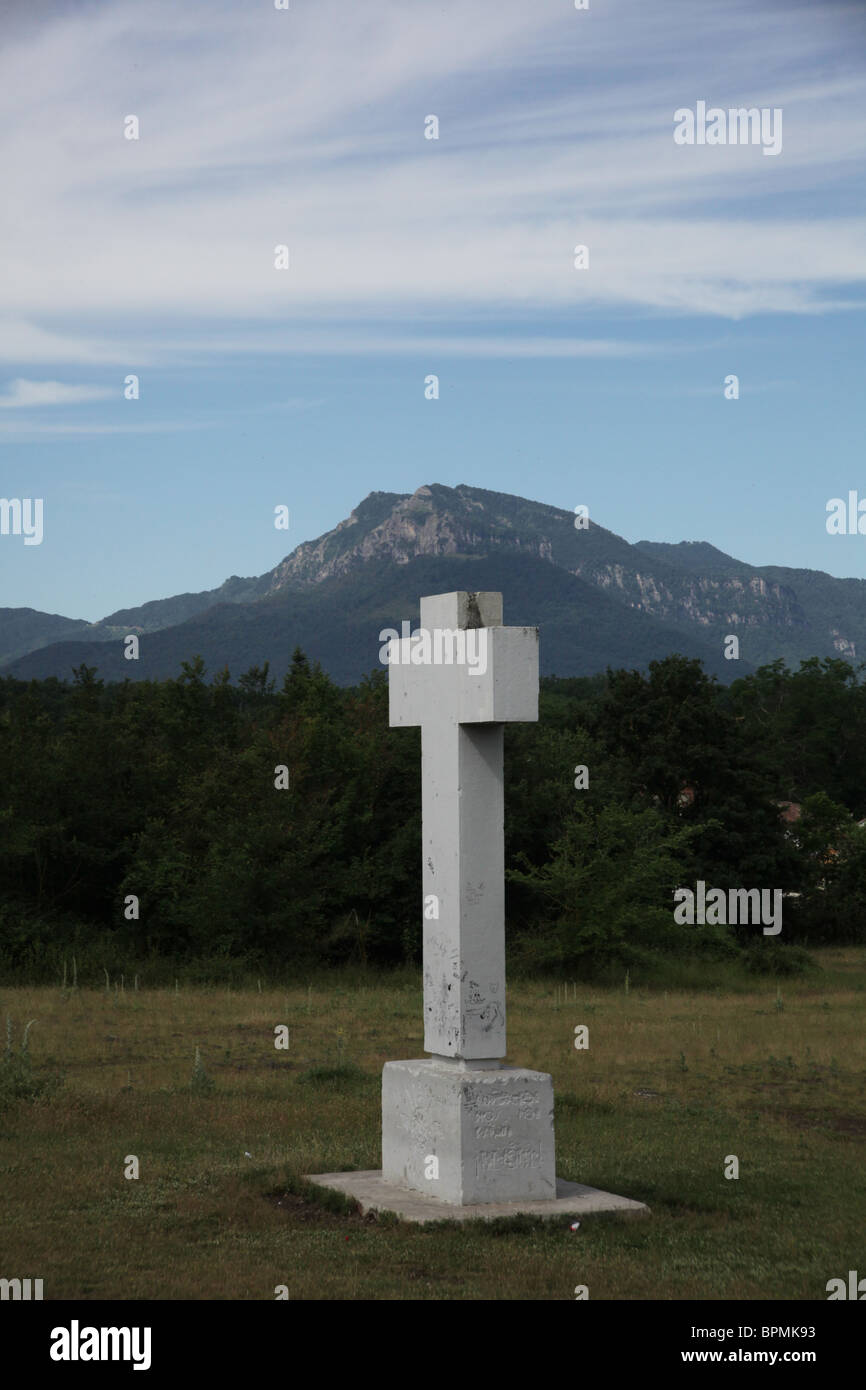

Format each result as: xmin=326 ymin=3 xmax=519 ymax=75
xmin=389 ymin=590 xmax=539 ymax=1068
xmin=421 ymin=718 xmax=506 ymax=1061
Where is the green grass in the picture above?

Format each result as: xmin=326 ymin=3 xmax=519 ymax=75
xmin=0 ymin=950 xmax=863 ymax=1300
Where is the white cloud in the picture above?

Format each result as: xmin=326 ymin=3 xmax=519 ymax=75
xmin=150 ymin=331 xmax=664 ymax=360
xmin=0 ymin=322 xmax=143 ymax=366
xmin=0 ymin=395 xmax=323 ymax=437
xmin=0 ymin=378 xmax=114 ymax=408
xmin=0 ymin=0 xmax=863 ymax=364
xmin=0 ymin=418 xmax=210 ymax=439
xmin=0 ymin=321 xmax=671 ymax=367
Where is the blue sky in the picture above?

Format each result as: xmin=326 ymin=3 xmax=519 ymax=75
xmin=1 ymin=0 xmax=865 ymax=621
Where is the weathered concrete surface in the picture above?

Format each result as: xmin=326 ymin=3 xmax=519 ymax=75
xmin=305 ymin=1171 xmax=651 ymax=1225
xmin=387 ymin=591 xmax=538 ymax=1061
xmin=382 ymin=1058 xmax=556 ymax=1204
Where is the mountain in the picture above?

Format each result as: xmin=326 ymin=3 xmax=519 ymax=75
xmin=0 ymin=608 xmax=93 ymax=667
xmin=634 ymin=539 xmax=860 ymax=666
xmin=3 ymin=483 xmax=863 ymax=685
xmin=633 ymin=540 xmax=748 ymax=575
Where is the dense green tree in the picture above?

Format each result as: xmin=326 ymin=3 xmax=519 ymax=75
xmin=592 ymin=655 xmax=796 ymax=893
xmin=508 ymin=800 xmax=717 ymax=973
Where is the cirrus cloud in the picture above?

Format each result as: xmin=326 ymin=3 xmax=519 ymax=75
xmin=0 ymin=0 xmax=863 ymax=366
xmin=0 ymin=378 xmax=115 ymax=408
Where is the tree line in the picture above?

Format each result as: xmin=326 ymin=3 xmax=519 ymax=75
xmin=1 ymin=650 xmax=864 ymax=982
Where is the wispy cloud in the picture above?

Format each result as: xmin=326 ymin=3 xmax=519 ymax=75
xmin=0 ymin=418 xmax=211 ymax=439
xmin=0 ymin=0 xmax=863 ymax=365
xmin=145 ymin=331 xmax=666 ymax=361
xmin=0 ymin=322 xmax=142 ymax=367
xmin=0 ymin=378 xmax=115 ymax=408
xmin=0 ymin=395 xmax=323 ymax=438
xmin=0 ymin=322 xmax=669 ymax=366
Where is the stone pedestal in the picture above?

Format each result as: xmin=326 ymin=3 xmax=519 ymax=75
xmin=382 ymin=1059 xmax=556 ymax=1205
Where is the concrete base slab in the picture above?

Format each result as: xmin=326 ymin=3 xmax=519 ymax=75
xmin=305 ymin=1170 xmax=650 ymax=1224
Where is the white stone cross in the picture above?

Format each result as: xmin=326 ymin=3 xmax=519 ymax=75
xmin=306 ymin=585 xmax=643 ymax=1208
xmin=388 ymin=591 xmax=538 ymax=1063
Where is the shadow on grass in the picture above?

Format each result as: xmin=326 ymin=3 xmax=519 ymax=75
xmin=296 ymin=1061 xmax=377 ymax=1093
xmin=555 ymin=1091 xmax=614 ymax=1118
xmin=264 ymin=1171 xmax=398 ymax=1225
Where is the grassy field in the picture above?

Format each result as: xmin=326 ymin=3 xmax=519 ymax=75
xmin=1 ymin=951 xmax=864 ymax=1301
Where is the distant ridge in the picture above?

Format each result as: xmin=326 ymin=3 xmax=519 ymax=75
xmin=4 ymin=483 xmax=863 ymax=684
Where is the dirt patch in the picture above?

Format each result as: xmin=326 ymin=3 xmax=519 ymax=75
xmin=831 ymin=1114 xmax=866 ymax=1136
xmin=773 ymin=1108 xmax=866 ymax=1136
xmin=401 ymin=1265 xmax=452 ymax=1284
xmin=214 ymin=1060 xmax=294 ymax=1072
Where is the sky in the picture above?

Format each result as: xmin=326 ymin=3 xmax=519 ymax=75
xmin=1 ymin=0 xmax=865 ymax=621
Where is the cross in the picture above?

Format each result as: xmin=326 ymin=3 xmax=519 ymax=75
xmin=388 ymin=591 xmax=539 ymax=1063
